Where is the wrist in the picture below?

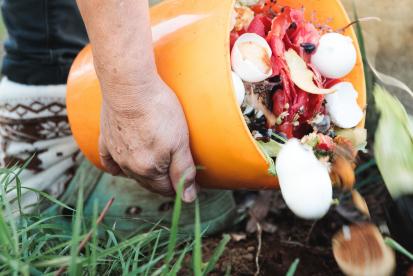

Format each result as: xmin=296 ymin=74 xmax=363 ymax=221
xmin=100 ymin=73 xmax=160 ymax=115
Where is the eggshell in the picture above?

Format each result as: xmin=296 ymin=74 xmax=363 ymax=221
xmin=326 ymin=82 xmax=364 ymax=129
xmin=311 ymin=33 xmax=357 ymax=79
xmin=276 ymin=139 xmax=333 ymax=219
xmin=231 ymin=71 xmax=246 ymax=106
xmin=231 ymin=33 xmax=273 ymax=83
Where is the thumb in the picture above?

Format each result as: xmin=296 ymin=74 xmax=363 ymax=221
xmin=169 ymin=144 xmax=198 ymax=203
xmin=98 ymin=135 xmax=122 ymax=176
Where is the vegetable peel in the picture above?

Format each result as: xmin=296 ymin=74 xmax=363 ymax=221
xmin=284 ymin=49 xmax=335 ymax=95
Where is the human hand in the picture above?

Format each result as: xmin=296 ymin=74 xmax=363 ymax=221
xmin=98 ymin=76 xmax=198 ymax=203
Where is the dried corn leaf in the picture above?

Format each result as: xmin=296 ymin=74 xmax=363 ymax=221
xmin=374 ymin=85 xmax=413 ymax=198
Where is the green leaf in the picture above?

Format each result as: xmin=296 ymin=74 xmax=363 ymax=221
xmin=336 ymin=128 xmax=368 ymax=152
xmin=257 ymin=141 xmax=278 ymax=176
xmin=374 ymin=85 xmax=413 ymax=198
xmin=257 ymin=139 xmax=283 ymax=158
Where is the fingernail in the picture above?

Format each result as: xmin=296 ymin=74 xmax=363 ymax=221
xmin=183 ymin=184 xmax=197 ymax=203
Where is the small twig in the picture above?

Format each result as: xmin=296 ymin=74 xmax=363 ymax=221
xmin=55 ymin=197 xmax=115 ymax=276
xmin=337 ymin=17 xmax=381 ymax=33
xmin=254 ymin=222 xmax=262 ymax=276
xmin=305 ymin=220 xmax=317 ymax=244
xmin=281 ymin=240 xmax=307 ymax=248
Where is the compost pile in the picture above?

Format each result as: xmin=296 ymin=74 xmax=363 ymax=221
xmin=230 ymin=1 xmax=368 ymax=220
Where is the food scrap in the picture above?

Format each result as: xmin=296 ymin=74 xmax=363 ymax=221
xmin=230 ymin=1 xmax=366 ymax=219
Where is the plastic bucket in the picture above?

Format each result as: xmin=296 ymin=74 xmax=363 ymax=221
xmin=66 ymin=0 xmax=365 ymax=189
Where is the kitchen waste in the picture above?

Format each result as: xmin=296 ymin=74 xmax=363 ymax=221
xmin=230 ymin=0 xmax=367 ymax=219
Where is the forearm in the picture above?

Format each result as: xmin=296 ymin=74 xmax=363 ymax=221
xmin=76 ymin=0 xmax=156 ymax=106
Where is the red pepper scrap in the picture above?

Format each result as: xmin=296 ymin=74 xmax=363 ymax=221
xmin=231 ymin=6 xmax=338 ymax=139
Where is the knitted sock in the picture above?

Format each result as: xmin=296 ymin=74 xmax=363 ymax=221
xmin=0 ymin=77 xmax=80 ymax=214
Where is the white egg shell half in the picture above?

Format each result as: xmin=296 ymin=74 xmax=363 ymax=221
xmin=276 ymin=139 xmax=333 ymax=219
xmin=326 ymin=82 xmax=364 ymax=129
xmin=231 ymin=71 xmax=246 ymax=106
xmin=311 ymin=33 xmax=357 ymax=79
xmin=231 ymin=33 xmax=273 ymax=83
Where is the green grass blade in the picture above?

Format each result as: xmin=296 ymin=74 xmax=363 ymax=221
xmin=385 ymin=237 xmax=413 ymax=261
xmin=107 ymin=231 xmax=126 ymax=272
xmin=21 ymin=186 xmax=75 ymax=212
xmin=203 ymin=234 xmax=230 ymax=275
xmin=131 ymin=244 xmax=141 ymax=272
xmin=68 ymin=177 xmax=84 ymax=276
xmin=90 ymin=200 xmax=99 ymax=276
xmin=163 ymin=175 xmax=186 ymax=272
xmin=169 ymin=246 xmax=189 ymax=276
xmin=193 ymin=199 xmax=202 ymax=276
xmin=286 ymin=258 xmax=300 ymax=276
xmin=126 ymin=254 xmax=165 ymax=275
xmin=0 ymin=207 xmax=13 ymax=254
xmin=355 ymin=158 xmax=376 ymax=175
xmin=144 ymin=230 xmax=162 ymax=276
xmin=0 ymin=175 xmax=19 ymax=258
xmin=94 ymin=231 xmax=162 ymax=262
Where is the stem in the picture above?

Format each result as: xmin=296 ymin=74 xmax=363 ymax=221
xmin=337 ymin=17 xmax=381 ymax=33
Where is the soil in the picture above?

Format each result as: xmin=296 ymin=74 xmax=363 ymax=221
xmin=202 ymin=193 xmax=412 ymax=275
xmin=181 ymin=152 xmax=412 ymax=276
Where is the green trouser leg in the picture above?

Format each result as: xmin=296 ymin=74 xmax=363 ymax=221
xmin=45 ymin=159 xmax=237 ymax=237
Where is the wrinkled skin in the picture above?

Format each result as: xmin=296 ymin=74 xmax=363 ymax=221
xmin=99 ymin=76 xmax=197 ymax=200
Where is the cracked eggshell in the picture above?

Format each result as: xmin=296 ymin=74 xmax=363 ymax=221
xmin=276 ymin=139 xmax=333 ymax=219
xmin=231 ymin=33 xmax=273 ymax=83
xmin=311 ymin=33 xmax=357 ymax=79
xmin=326 ymin=82 xmax=364 ymax=129
xmin=231 ymin=71 xmax=246 ymax=106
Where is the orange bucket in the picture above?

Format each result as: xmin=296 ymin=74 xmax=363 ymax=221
xmin=66 ymin=0 xmax=365 ymax=189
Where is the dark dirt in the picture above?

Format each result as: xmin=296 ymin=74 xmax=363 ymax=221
xmin=202 ymin=197 xmax=411 ymax=275
xmin=181 ymin=153 xmax=412 ymax=276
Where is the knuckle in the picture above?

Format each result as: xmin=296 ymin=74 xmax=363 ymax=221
xmin=99 ymin=151 xmax=112 ymax=160
xmin=139 ymin=176 xmax=174 ymax=196
xmin=134 ymin=160 xmax=161 ymax=178
xmin=183 ymin=165 xmax=196 ymax=183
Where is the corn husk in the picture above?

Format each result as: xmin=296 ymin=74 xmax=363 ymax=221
xmin=374 ymin=85 xmax=413 ymax=198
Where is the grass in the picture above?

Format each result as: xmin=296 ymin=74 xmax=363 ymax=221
xmin=385 ymin=238 xmax=413 ymax=262
xmin=286 ymin=258 xmax=300 ymax=276
xmin=0 ymin=165 xmax=229 ymax=275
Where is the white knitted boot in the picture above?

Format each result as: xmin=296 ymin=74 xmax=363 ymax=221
xmin=0 ymin=77 xmax=80 ymax=214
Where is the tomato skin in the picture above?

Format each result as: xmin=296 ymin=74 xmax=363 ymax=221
xmin=251 ymin=0 xmax=281 ymax=16
xmin=247 ymin=14 xmax=272 ymax=38
xmin=324 ymin=78 xmax=342 ymax=89
xmin=229 ymin=31 xmax=239 ymax=50
xmin=272 ymin=89 xmax=287 ymax=117
xmin=277 ymin=122 xmax=294 ymax=138
xmin=317 ymin=134 xmax=334 ymax=151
